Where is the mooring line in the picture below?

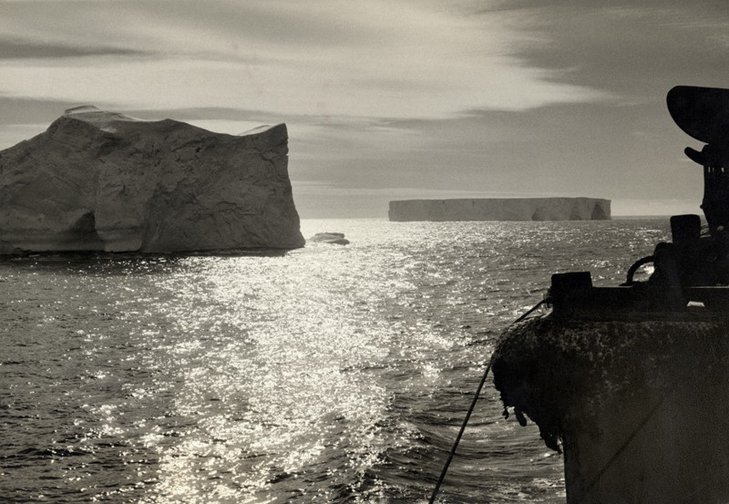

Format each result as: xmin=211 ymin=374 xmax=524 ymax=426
xmin=428 ymin=299 xmax=545 ymax=503
xmin=513 ymin=299 xmax=547 ymax=324
xmin=428 ymin=356 xmax=494 ymax=504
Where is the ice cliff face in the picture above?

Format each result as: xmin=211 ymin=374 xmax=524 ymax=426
xmin=388 ymin=198 xmax=610 ymax=222
xmin=0 ymin=106 xmax=305 ymax=253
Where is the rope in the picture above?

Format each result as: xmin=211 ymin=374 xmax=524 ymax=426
xmin=428 ymin=357 xmax=493 ymax=504
xmin=513 ymin=299 xmax=547 ymax=324
xmin=428 ymin=299 xmax=546 ymax=503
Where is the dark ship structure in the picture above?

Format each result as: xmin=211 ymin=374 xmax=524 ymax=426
xmin=492 ymin=86 xmax=729 ymax=504
xmin=550 ymin=86 xmax=729 ymax=319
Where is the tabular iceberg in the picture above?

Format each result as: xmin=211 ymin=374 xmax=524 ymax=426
xmin=388 ymin=198 xmax=610 ymax=222
xmin=0 ymin=106 xmax=305 ymax=254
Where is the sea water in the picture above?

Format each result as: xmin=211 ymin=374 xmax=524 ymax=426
xmin=0 ymin=218 xmax=669 ymax=503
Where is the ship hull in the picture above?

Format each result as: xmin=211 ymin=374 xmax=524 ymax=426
xmin=493 ymin=315 xmax=729 ymax=503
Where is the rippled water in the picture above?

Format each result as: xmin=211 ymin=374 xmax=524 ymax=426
xmin=0 ymin=218 xmax=670 ymax=503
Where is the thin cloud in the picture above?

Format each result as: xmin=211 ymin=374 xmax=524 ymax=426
xmin=0 ymin=0 xmax=606 ymax=119
xmin=472 ymin=1 xmax=729 ymax=99
xmin=0 ymin=38 xmax=144 ymax=59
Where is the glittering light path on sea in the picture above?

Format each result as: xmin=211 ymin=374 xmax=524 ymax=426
xmin=142 ymin=241 xmax=424 ymax=502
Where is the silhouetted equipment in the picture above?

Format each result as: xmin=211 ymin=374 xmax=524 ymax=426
xmin=669 ymin=86 xmax=729 ymax=234
xmin=550 ymin=85 xmax=729 ymax=318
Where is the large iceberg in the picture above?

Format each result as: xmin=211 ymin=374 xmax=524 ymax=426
xmin=0 ymin=106 xmax=305 ymax=254
xmin=388 ymin=198 xmax=611 ymax=222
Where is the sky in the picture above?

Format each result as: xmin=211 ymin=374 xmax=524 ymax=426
xmin=1 ymin=0 xmax=728 ymax=218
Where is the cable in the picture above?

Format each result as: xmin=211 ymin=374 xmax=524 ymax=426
xmin=428 ymin=299 xmax=545 ymax=503
xmin=513 ymin=299 xmax=546 ymax=324
xmin=428 ymin=357 xmax=493 ymax=504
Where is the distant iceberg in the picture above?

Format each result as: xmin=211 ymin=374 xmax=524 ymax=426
xmin=388 ymin=198 xmax=611 ymax=222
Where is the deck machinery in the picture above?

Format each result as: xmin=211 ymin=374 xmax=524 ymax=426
xmin=551 ymin=86 xmax=729 ymax=319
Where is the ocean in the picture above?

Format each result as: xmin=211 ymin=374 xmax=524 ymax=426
xmin=0 ymin=218 xmax=670 ymax=503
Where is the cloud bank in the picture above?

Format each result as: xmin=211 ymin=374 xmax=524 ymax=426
xmin=0 ymin=0 xmax=603 ymax=118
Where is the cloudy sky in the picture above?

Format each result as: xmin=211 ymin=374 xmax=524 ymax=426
xmin=1 ymin=0 xmax=728 ymax=217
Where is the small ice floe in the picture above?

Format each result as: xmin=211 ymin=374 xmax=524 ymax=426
xmin=308 ymin=232 xmax=350 ymax=245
